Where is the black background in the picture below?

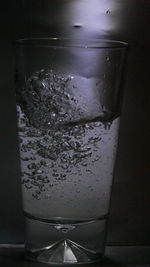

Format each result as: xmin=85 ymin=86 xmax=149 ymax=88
xmin=0 ymin=0 xmax=149 ymax=245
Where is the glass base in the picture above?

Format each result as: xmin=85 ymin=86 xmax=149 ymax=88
xmin=24 ymin=215 xmax=107 ymax=264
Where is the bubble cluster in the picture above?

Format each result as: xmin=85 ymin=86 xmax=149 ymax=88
xmin=17 ymin=69 xmax=80 ymax=130
xmin=17 ymin=69 xmax=114 ymax=200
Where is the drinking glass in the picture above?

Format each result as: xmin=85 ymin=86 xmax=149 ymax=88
xmin=14 ymin=38 xmax=127 ymax=264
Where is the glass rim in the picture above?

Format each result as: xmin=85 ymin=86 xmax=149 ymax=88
xmin=15 ymin=37 xmax=128 ymax=49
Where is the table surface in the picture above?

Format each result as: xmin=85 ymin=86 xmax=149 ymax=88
xmin=0 ymin=245 xmax=150 ymax=266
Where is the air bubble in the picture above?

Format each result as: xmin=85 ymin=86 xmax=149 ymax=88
xmin=76 ymin=189 xmax=80 ymax=193
xmin=36 ymin=169 xmax=42 ymax=174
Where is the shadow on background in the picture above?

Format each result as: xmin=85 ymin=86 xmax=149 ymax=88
xmin=107 ymin=0 xmax=150 ymax=245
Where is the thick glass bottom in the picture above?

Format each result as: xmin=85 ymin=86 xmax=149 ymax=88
xmin=24 ymin=214 xmax=107 ymax=264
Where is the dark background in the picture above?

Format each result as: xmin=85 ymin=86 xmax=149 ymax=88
xmin=0 ymin=0 xmax=149 ymax=245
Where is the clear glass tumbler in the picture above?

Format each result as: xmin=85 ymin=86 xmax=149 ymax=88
xmin=14 ymin=38 xmax=127 ymax=264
